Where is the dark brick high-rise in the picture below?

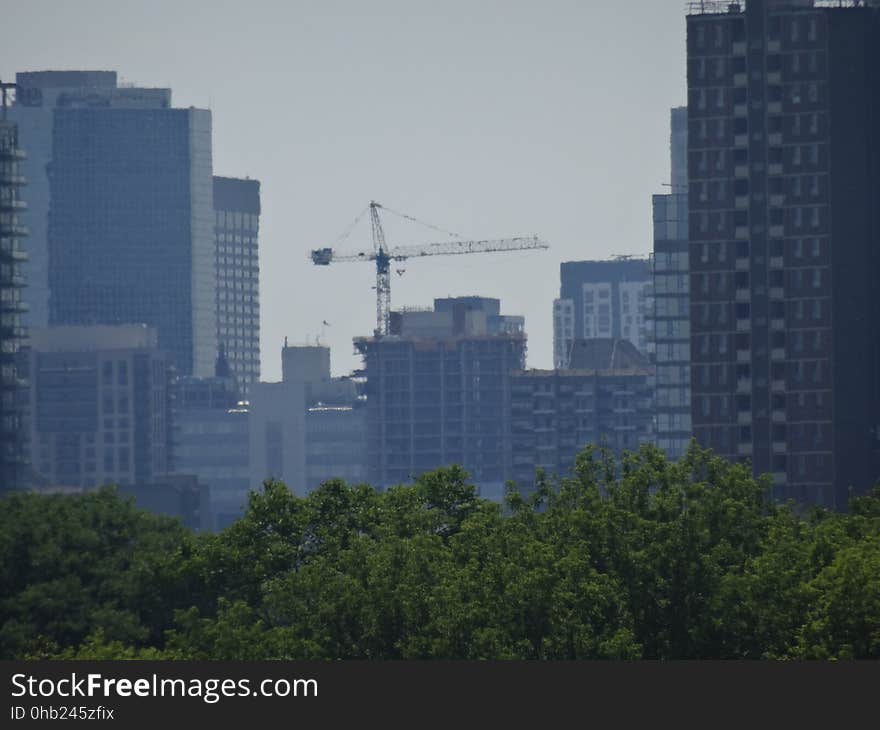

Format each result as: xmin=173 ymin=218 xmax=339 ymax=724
xmin=687 ymin=0 xmax=880 ymax=508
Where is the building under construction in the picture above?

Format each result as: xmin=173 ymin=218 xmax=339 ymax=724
xmin=355 ymin=297 xmax=526 ymax=499
xmin=0 ymin=114 xmax=28 ymax=491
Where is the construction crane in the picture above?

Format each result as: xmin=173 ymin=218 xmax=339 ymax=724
xmin=311 ymin=201 xmax=549 ymax=337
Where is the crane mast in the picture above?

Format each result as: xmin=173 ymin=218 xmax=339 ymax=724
xmin=311 ymin=201 xmax=549 ymax=337
xmin=370 ymin=202 xmax=393 ymax=337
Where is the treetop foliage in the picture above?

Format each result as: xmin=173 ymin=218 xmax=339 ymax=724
xmin=2 ymin=444 xmax=878 ymax=660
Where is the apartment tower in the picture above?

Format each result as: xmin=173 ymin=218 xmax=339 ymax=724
xmin=686 ymin=0 xmax=880 ymax=506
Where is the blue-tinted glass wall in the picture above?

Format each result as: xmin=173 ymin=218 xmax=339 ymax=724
xmin=47 ymin=107 xmax=216 ymax=377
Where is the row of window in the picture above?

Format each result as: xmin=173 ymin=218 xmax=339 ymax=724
xmin=691 ymin=13 xmax=822 ymax=51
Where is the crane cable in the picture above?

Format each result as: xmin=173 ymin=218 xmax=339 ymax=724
xmin=378 ymin=203 xmax=463 ymax=240
xmin=332 ymin=205 xmax=371 ymax=248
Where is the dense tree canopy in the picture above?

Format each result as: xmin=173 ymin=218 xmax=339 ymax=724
xmin=2 ymin=444 xmax=878 ymax=660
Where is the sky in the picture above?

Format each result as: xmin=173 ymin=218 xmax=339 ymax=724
xmin=2 ymin=0 xmax=688 ymax=379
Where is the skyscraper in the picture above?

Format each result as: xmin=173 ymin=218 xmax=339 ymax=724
xmin=553 ymin=258 xmax=653 ymax=368
xmin=653 ymin=107 xmax=692 ymax=460
xmin=213 ymin=176 xmax=260 ymax=394
xmin=46 ymin=94 xmax=216 ymax=377
xmin=686 ymin=0 xmax=880 ymax=507
xmin=9 ymin=71 xmax=171 ymax=331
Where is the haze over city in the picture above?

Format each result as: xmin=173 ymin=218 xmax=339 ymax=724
xmin=2 ymin=0 xmax=687 ymax=377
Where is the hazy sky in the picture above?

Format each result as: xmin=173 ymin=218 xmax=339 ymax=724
xmin=3 ymin=0 xmax=687 ymax=379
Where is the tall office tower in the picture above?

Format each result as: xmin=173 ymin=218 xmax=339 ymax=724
xmin=653 ymin=107 xmax=692 ymax=460
xmin=553 ymin=258 xmax=653 ymax=368
xmin=45 ymin=91 xmax=215 ymax=377
xmin=26 ymin=325 xmax=171 ymax=489
xmin=355 ymin=297 xmax=525 ymax=500
xmin=213 ymin=176 xmax=260 ymax=395
xmin=249 ymin=344 xmax=365 ymax=496
xmin=0 ymin=117 xmax=28 ymax=491
xmin=686 ymin=0 xmax=880 ymax=507
xmin=9 ymin=71 xmax=171 ymax=331
xmin=510 ymin=339 xmax=655 ymax=492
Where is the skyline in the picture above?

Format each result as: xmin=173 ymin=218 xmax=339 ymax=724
xmin=2 ymin=0 xmax=687 ymax=378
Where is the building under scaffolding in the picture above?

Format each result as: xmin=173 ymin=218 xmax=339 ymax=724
xmin=0 ymin=112 xmax=28 ymax=491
